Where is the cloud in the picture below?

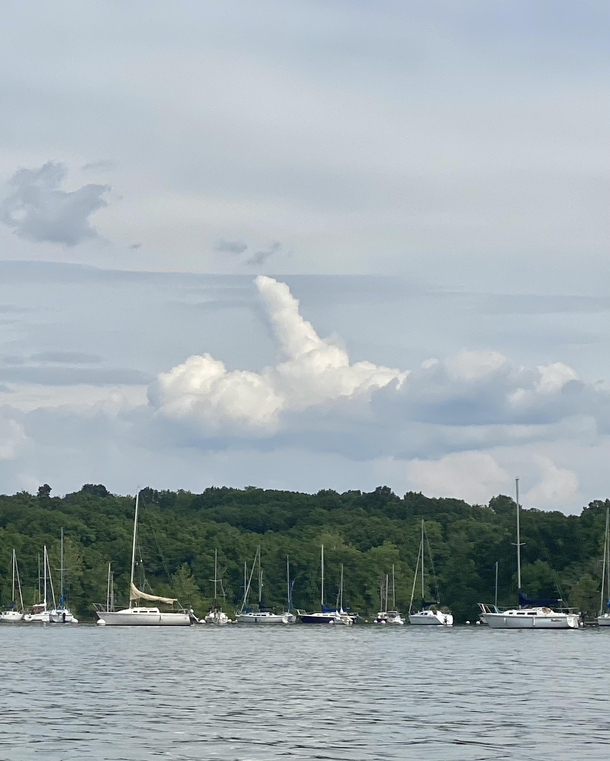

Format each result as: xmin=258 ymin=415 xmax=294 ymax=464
xmin=150 ymin=275 xmax=405 ymax=434
xmin=214 ymin=238 xmax=248 ymax=255
xmin=81 ymin=160 xmax=115 ymax=172
xmin=213 ymin=239 xmax=283 ymax=266
xmin=0 ymin=409 xmax=28 ymax=460
xmin=525 ymin=456 xmax=579 ymax=507
xmin=29 ymin=351 xmax=103 ymax=365
xmin=150 ymin=277 xmax=610 ymax=446
xmin=407 ymin=451 xmax=511 ymax=504
xmin=246 ymin=241 xmax=282 ymax=266
xmin=0 ymin=366 xmax=151 ymax=387
xmin=0 ymin=161 xmax=110 ymax=246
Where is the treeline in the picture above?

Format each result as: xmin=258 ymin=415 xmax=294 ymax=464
xmin=0 ymin=484 xmax=607 ymax=622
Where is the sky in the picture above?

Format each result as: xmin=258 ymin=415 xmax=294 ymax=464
xmin=0 ymin=1 xmax=608 ymax=512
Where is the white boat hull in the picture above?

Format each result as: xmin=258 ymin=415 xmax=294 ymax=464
xmin=0 ymin=610 xmax=23 ymax=623
xmin=481 ymin=610 xmax=579 ymax=629
xmin=23 ymin=611 xmax=50 ymax=623
xmin=204 ymin=610 xmax=231 ymax=625
xmin=409 ymin=610 xmax=453 ymax=626
xmin=597 ymin=614 xmax=610 ymax=627
xmin=96 ymin=607 xmax=192 ymax=626
xmin=236 ymin=612 xmax=295 ymax=625
xmin=375 ymin=611 xmax=405 ymax=625
xmin=49 ymin=608 xmax=78 ymax=624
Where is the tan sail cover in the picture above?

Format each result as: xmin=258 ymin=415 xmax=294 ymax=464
xmin=129 ymin=582 xmax=177 ymax=605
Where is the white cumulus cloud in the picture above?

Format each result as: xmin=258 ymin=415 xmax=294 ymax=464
xmin=150 ymin=275 xmax=405 ymax=434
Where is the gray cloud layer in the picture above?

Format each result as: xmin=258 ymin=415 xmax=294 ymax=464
xmin=1 ymin=162 xmax=109 ymax=246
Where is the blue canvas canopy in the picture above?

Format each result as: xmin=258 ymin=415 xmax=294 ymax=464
xmin=518 ymin=590 xmax=560 ymax=608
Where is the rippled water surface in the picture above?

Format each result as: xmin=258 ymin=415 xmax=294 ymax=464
xmin=1 ymin=625 xmax=608 ymax=760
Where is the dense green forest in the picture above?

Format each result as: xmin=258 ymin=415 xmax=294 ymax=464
xmin=0 ymin=484 xmax=608 ymax=622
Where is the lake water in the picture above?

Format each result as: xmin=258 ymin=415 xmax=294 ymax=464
xmin=1 ymin=625 xmax=608 ymax=760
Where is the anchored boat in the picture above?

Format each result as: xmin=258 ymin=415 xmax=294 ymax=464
xmin=375 ymin=565 xmax=404 ymax=625
xmin=478 ymin=479 xmax=579 ymax=630
xmin=597 ymin=507 xmax=610 ymax=627
xmin=299 ymin=547 xmax=353 ymax=625
xmin=49 ymin=528 xmax=78 ymax=624
xmin=0 ymin=549 xmax=24 ymax=623
xmin=236 ymin=546 xmax=295 ymax=624
xmin=408 ymin=521 xmax=453 ymax=626
xmin=95 ymin=490 xmax=192 ymax=626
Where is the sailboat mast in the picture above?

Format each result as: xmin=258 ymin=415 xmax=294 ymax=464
xmin=286 ymin=555 xmax=290 ymax=610
xmin=392 ymin=564 xmax=396 ymax=609
xmin=15 ymin=553 xmax=24 ymax=612
xmin=43 ymin=545 xmax=47 ymax=608
xmin=129 ymin=490 xmax=140 ymax=609
xmin=106 ymin=562 xmax=112 ymax=612
xmin=339 ymin=564 xmax=344 ymax=610
xmin=257 ymin=546 xmax=262 ymax=605
xmin=321 ymin=545 xmax=325 ymax=607
xmin=600 ymin=508 xmax=609 ymax=617
xmin=421 ymin=520 xmax=425 ymax=600
xmin=59 ymin=527 xmax=65 ymax=606
xmin=214 ymin=549 xmax=218 ymax=601
xmin=516 ymin=478 xmax=522 ymax=598
xmin=11 ymin=549 xmax=15 ymax=602
xmin=494 ymin=561 xmax=499 ymax=608
xmin=37 ymin=552 xmax=41 ymax=602
xmin=385 ymin=573 xmax=389 ymax=612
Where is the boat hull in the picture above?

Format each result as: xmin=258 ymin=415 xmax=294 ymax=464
xmin=481 ymin=611 xmax=579 ymax=629
xmin=596 ymin=614 xmax=610 ymax=627
xmin=236 ymin=612 xmax=295 ymax=624
xmin=23 ymin=612 xmax=50 ymax=623
xmin=375 ymin=611 xmax=405 ymax=625
xmin=49 ymin=609 xmax=78 ymax=624
xmin=409 ymin=611 xmax=453 ymax=626
xmin=0 ymin=610 xmax=23 ymax=623
xmin=299 ymin=612 xmax=341 ymax=624
xmin=96 ymin=607 xmax=192 ymax=626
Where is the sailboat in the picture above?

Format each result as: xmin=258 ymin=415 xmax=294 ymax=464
xmin=0 ymin=550 xmax=25 ymax=622
xmin=409 ymin=521 xmax=453 ymax=626
xmin=49 ymin=529 xmax=78 ymax=624
xmin=236 ymin=546 xmax=295 ymax=624
xmin=597 ymin=507 xmax=610 ymax=627
xmin=375 ymin=565 xmax=404 ymax=625
xmin=95 ymin=490 xmax=192 ymax=626
xmin=204 ymin=549 xmax=231 ymax=625
xmin=23 ymin=546 xmax=53 ymax=623
xmin=478 ymin=479 xmax=579 ymax=629
xmin=299 ymin=546 xmax=348 ymax=624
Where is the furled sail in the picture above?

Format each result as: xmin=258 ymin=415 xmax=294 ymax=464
xmin=129 ymin=583 xmax=177 ymax=605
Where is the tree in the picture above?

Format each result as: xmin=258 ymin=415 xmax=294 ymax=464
xmin=37 ymin=484 xmax=51 ymax=499
xmin=82 ymin=484 xmax=110 ymax=498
